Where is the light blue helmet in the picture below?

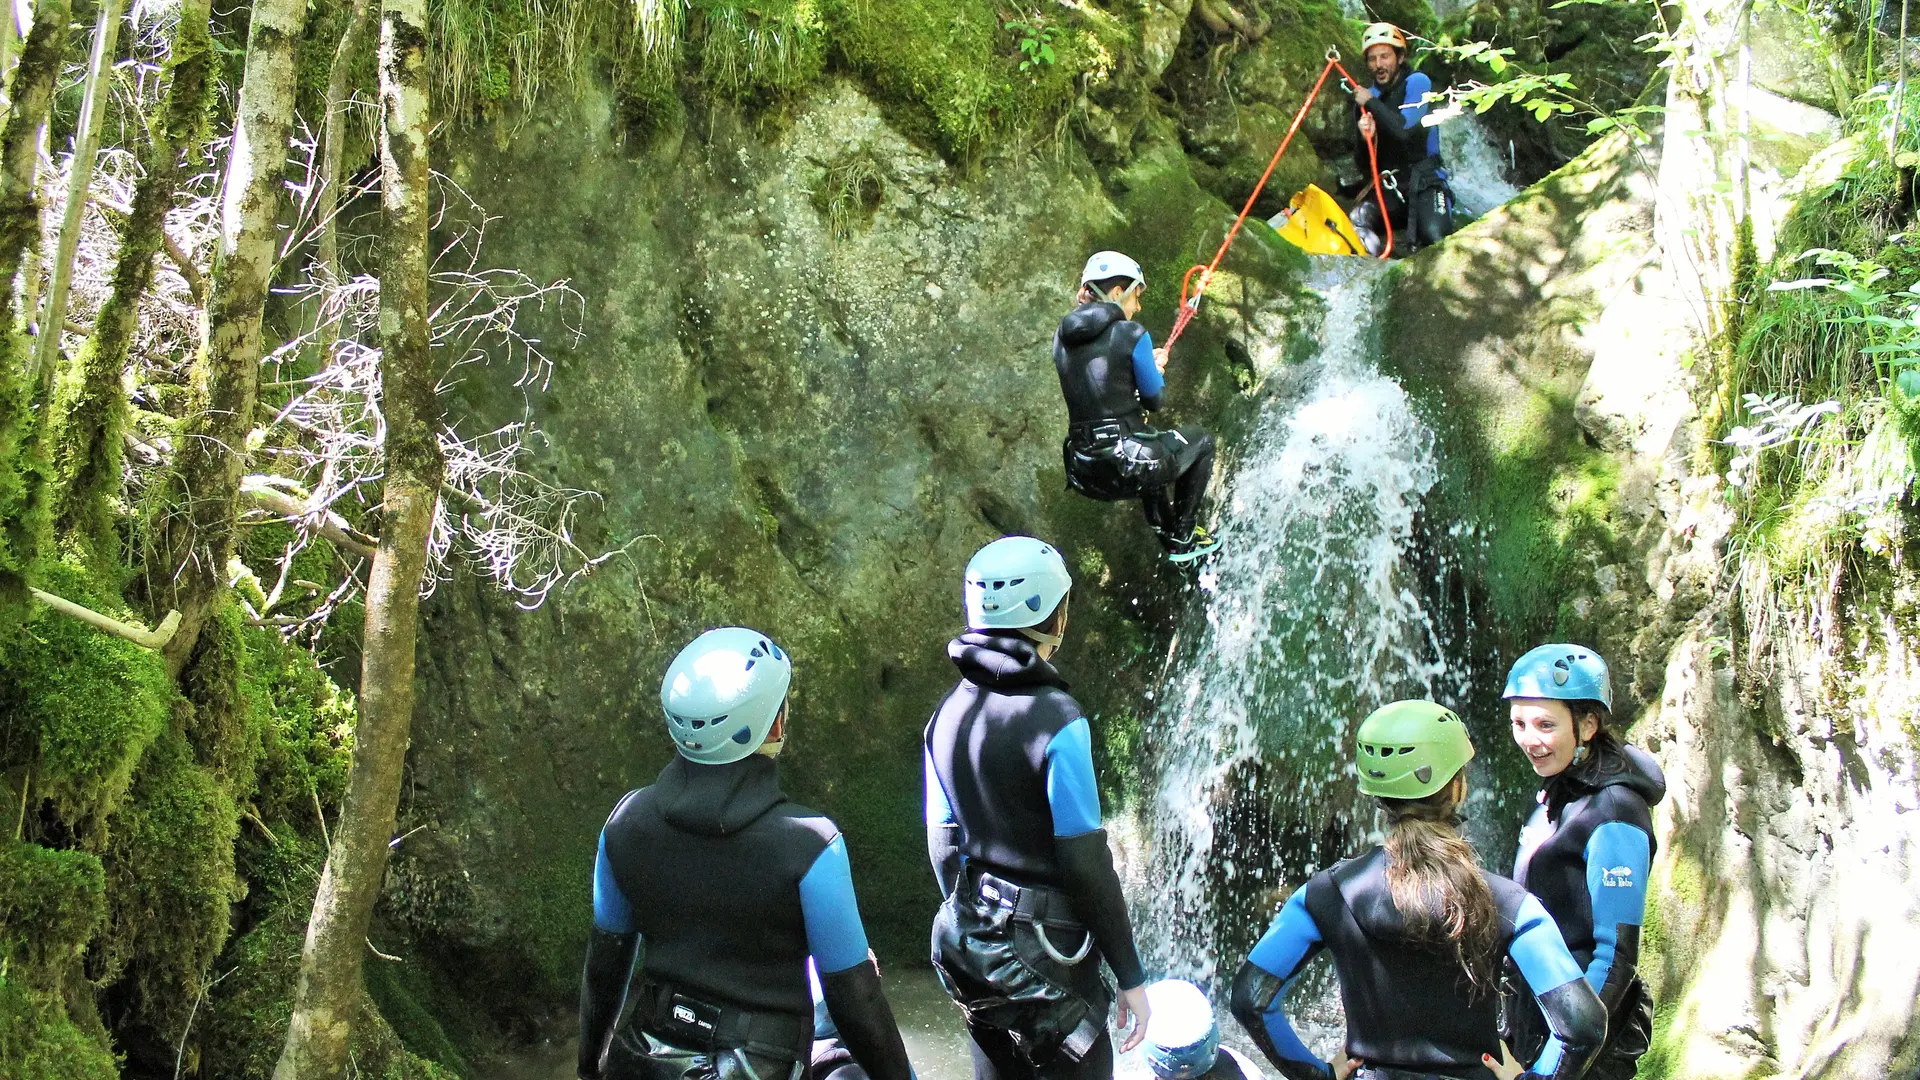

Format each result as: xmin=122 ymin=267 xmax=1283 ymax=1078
xmin=1503 ymin=643 xmax=1613 ymax=712
xmin=1143 ymin=979 xmax=1220 ymax=1080
xmin=964 ymin=537 xmax=1072 ymax=631
xmin=661 ymin=627 xmax=793 ymax=764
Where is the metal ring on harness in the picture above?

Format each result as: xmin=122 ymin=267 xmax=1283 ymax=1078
xmin=1325 ymin=45 xmax=1341 ymax=61
xmin=1381 ymin=170 xmax=1403 ymax=196
xmin=1034 ymin=922 xmax=1094 ymax=965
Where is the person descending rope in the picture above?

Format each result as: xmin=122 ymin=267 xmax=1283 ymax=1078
xmin=926 ymin=537 xmax=1152 ymax=1079
xmin=579 ymin=628 xmax=916 ymax=1080
xmin=1054 ymin=252 xmax=1220 ymax=564
xmin=1138 ymin=979 xmax=1268 ymax=1080
xmin=1348 ymin=24 xmax=1455 ymax=257
xmin=1229 ymin=700 xmax=1608 ymax=1080
xmin=1502 ymin=645 xmax=1666 ymax=1080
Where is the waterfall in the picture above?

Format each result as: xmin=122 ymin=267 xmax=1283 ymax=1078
xmin=1441 ymin=116 xmax=1522 ymax=219
xmin=1131 ymin=259 xmax=1466 ymax=1030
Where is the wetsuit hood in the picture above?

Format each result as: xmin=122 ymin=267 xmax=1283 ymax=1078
xmin=1545 ymin=741 xmax=1666 ymax=821
xmin=653 ymin=752 xmax=787 ymax=836
xmin=947 ymin=631 xmax=1070 ymax=692
xmin=1057 ymin=301 xmax=1125 ymax=347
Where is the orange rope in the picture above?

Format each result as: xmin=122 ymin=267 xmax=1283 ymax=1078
xmin=1165 ymin=50 xmax=1392 ymax=351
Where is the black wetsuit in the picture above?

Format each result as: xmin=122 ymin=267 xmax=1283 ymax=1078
xmin=1232 ymin=848 xmax=1607 ymax=1080
xmin=579 ymin=755 xmax=912 ymax=1080
xmin=924 ymin=631 xmax=1146 ymax=1080
xmin=1348 ymin=65 xmax=1452 ymax=255
xmin=1507 ymin=745 xmax=1667 ymax=1080
xmin=1053 ymin=301 xmax=1215 ymax=553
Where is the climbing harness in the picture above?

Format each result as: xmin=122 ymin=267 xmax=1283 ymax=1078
xmin=1166 ymin=47 xmax=1392 ymax=352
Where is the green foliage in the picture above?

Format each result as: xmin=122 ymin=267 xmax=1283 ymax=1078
xmin=697 ymin=0 xmax=829 ymax=102
xmin=1004 ymin=20 xmax=1056 ymax=73
xmin=0 ymin=560 xmax=174 ymax=830
xmin=1421 ymin=34 xmax=1663 ymax=137
xmin=810 ymin=150 xmax=885 ymax=238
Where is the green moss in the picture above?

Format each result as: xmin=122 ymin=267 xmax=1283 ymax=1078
xmin=0 ymin=559 xmax=174 ymax=830
xmin=0 ymin=978 xmax=119 ymax=1080
xmin=363 ymin=958 xmax=476 ymax=1077
xmin=825 ymin=0 xmax=1127 ymax=160
xmin=0 ymin=842 xmax=105 ymax=977
xmin=98 ymin=729 xmax=242 ymax=1042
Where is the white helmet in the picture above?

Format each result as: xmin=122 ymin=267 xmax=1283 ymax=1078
xmin=1080 ymin=250 xmax=1144 ymax=292
xmin=660 ymin=627 xmax=793 ymax=765
xmin=965 ymin=537 xmax=1072 ymax=631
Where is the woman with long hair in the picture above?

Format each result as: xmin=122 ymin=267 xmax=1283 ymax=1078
xmin=1228 ymin=700 xmax=1607 ymax=1080
xmin=1502 ymin=645 xmax=1665 ymax=1080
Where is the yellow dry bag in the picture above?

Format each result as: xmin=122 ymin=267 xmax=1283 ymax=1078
xmin=1271 ymin=184 xmax=1368 ymax=256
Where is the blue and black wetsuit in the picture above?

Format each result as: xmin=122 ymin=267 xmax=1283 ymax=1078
xmin=1054 ymin=300 xmax=1215 ymax=553
xmin=580 ymin=754 xmax=913 ymax=1080
xmin=1349 ymin=65 xmax=1452 ymax=253
xmin=925 ymin=630 xmax=1146 ymax=1080
xmin=1228 ymin=848 xmax=1606 ymax=1080
xmin=1508 ymin=744 xmax=1667 ymax=1080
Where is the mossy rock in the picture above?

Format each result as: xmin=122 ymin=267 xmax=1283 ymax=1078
xmin=0 ymin=559 xmax=174 ymax=834
xmin=0 ymin=977 xmax=118 ymax=1080
xmin=97 ymin=729 xmax=242 ymax=1043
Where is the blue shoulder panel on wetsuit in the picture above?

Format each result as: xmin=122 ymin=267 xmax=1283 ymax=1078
xmin=592 ymin=830 xmax=638 ymax=934
xmin=1400 ymin=72 xmax=1440 ymax=157
xmin=1584 ymin=820 xmax=1652 ymax=990
xmin=1045 ymin=717 xmax=1103 ymax=837
xmin=1132 ymin=330 xmax=1165 ymax=400
xmin=1510 ymin=893 xmax=1586 ymax=1075
xmin=800 ymin=836 xmax=872 ymax=975
xmin=1246 ymin=887 xmax=1328 ymax=1070
xmin=925 ymin=746 xmax=956 ymax=827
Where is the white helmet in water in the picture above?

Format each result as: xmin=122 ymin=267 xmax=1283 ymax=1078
xmin=660 ymin=627 xmax=792 ymax=765
xmin=964 ymin=536 xmax=1072 ymax=632
xmin=1080 ymin=250 xmax=1144 ymax=292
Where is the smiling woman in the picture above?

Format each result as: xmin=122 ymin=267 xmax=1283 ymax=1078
xmin=1501 ymin=645 xmax=1665 ymax=1080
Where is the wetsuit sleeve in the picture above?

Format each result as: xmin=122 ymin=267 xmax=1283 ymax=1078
xmin=800 ymin=836 xmax=872 ymax=975
xmin=592 ymin=831 xmax=637 ymax=933
xmin=1231 ymin=888 xmax=1331 ymax=1080
xmin=1361 ymin=73 xmax=1431 ymax=157
xmin=1510 ymin=894 xmax=1608 ymax=1080
xmin=1044 ymin=718 xmax=1103 ymax=836
xmin=925 ymin=746 xmax=961 ymax=897
xmin=1132 ymin=329 xmax=1165 ymax=409
xmin=1044 ymin=718 xmax=1145 ymax=989
xmin=819 ymin=959 xmax=916 ymax=1080
xmin=1583 ymin=821 xmax=1651 ymax=1012
xmin=581 ymin=832 xmax=641 ymax=1079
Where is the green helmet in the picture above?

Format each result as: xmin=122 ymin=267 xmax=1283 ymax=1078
xmin=1355 ymin=700 xmax=1474 ymax=799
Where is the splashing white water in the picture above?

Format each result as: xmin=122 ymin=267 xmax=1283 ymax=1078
xmin=1441 ymin=115 xmax=1522 ymax=219
xmin=1135 ymin=259 xmax=1460 ymax=1007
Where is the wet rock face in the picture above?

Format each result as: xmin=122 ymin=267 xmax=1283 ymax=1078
xmin=388 ymin=80 xmax=1240 ymax=1004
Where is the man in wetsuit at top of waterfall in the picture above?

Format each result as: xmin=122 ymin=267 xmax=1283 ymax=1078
xmin=1348 ymin=23 xmax=1454 ymax=257
xmin=926 ymin=535 xmax=1152 ymax=1079
xmin=578 ymin=627 xmax=916 ymax=1080
xmin=1055 ymin=251 xmax=1221 ymax=565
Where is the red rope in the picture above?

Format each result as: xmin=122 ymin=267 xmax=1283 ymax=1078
xmin=1165 ymin=51 xmax=1393 ymax=352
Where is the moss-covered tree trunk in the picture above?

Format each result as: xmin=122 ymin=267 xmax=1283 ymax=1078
xmin=272 ymin=0 xmax=439 ymax=1074
xmin=141 ymin=0 xmax=308 ymax=674
xmin=317 ymin=0 xmax=375 ymax=287
xmin=0 ymin=0 xmax=71 ymax=613
xmin=51 ymin=0 xmax=213 ymax=562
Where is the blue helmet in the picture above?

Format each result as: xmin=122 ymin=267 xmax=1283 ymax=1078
xmin=661 ymin=627 xmax=793 ymax=764
xmin=964 ymin=536 xmax=1072 ymax=632
xmin=1503 ymin=643 xmax=1613 ymax=712
xmin=1142 ymin=979 xmax=1220 ymax=1080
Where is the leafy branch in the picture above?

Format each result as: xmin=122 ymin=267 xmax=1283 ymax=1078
xmin=1004 ymin=20 xmax=1057 ymax=72
xmin=1418 ymin=35 xmax=1666 ymax=138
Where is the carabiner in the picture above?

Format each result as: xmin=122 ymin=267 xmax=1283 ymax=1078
xmin=1325 ymin=45 xmax=1341 ymax=62
xmin=1034 ymin=923 xmax=1095 ymax=966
